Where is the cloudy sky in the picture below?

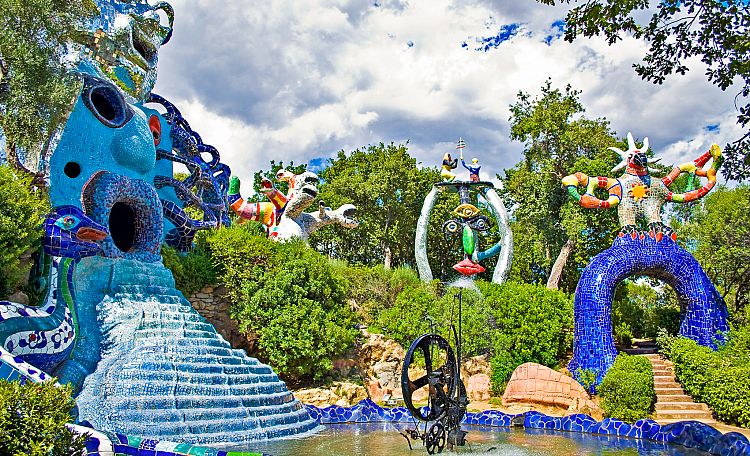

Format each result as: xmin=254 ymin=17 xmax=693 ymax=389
xmin=152 ymin=0 xmax=741 ymax=189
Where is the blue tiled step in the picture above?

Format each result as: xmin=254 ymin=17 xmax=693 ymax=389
xmin=129 ymin=343 xmax=253 ymax=360
xmin=121 ymin=368 xmax=276 ymax=385
xmin=103 ymin=392 xmax=297 ymax=410
xmin=137 ymin=318 xmax=217 ymax=332
xmin=121 ymin=350 xmax=277 ymax=370
xmin=114 ymin=406 xmax=311 ymax=435
xmin=113 ymin=380 xmax=288 ymax=397
xmin=116 ymin=401 xmax=303 ymax=423
xmin=120 ymin=416 xmax=319 ymax=445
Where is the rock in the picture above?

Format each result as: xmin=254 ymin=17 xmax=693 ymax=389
xmin=6 ymin=291 xmax=29 ymax=305
xmin=294 ymin=382 xmax=367 ymax=407
xmin=467 ymin=373 xmax=490 ymax=402
xmin=502 ymin=362 xmax=597 ymax=412
xmin=358 ymin=332 xmax=405 ymax=402
xmin=461 ymin=354 xmax=490 ymax=380
xmin=567 ymin=396 xmax=604 ymax=421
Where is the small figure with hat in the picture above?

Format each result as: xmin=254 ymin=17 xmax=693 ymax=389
xmin=457 ymin=138 xmax=481 ymax=182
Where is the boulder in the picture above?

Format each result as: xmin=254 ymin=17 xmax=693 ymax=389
xmin=294 ymin=382 xmax=368 ymax=408
xmin=358 ymin=330 xmax=405 ymax=402
xmin=502 ymin=362 xmax=598 ymax=412
xmin=466 ymin=373 xmax=491 ymax=402
xmin=6 ymin=291 xmax=29 ymax=305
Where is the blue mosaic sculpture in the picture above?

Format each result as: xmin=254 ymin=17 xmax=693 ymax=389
xmin=0 ymin=206 xmax=106 ymax=373
xmin=562 ymin=133 xmax=729 ymax=385
xmin=3 ymin=0 xmax=318 ymax=446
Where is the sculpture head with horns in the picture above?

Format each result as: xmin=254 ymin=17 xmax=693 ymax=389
xmin=610 ymin=132 xmax=662 ymax=176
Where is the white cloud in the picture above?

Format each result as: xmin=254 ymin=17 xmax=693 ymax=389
xmin=153 ymin=0 xmax=744 ymax=189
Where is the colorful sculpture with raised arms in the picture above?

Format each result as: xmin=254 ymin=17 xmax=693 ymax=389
xmin=229 ymin=170 xmax=359 ymax=241
xmin=562 ymin=132 xmax=728 ymax=387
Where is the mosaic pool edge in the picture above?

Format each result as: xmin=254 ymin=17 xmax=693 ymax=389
xmin=307 ymin=399 xmax=750 ymax=456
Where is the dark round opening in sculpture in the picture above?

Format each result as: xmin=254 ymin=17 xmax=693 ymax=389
xmin=85 ymin=81 xmax=131 ymax=128
xmin=63 ymin=161 xmax=81 ymax=178
xmin=109 ymin=202 xmax=136 ymax=253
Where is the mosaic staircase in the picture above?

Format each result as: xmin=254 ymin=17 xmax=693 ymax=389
xmin=72 ymin=257 xmax=317 ymax=445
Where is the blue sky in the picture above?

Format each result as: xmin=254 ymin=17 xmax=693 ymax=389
xmin=152 ymin=0 xmax=741 ymax=190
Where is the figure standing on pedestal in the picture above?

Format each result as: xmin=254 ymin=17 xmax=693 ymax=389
xmin=461 ymin=156 xmax=481 ymax=183
xmin=441 ymin=153 xmax=458 ymax=182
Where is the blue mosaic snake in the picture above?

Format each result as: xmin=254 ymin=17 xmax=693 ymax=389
xmin=0 ymin=206 xmax=106 ymax=375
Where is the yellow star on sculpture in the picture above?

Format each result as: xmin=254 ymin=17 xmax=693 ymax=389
xmin=629 ymin=184 xmax=649 ymax=201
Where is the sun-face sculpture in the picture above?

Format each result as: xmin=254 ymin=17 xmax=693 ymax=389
xmin=562 ymin=132 xmax=722 ymax=241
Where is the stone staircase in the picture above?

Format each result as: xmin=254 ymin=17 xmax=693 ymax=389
xmin=625 ymin=341 xmax=716 ymax=425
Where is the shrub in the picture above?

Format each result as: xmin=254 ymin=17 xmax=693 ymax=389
xmin=666 ymin=330 xmax=750 ymax=427
xmin=598 ymin=353 xmax=655 ymax=423
xmin=161 ymin=246 xmax=216 ymax=295
xmin=0 ymin=380 xmax=87 ymax=455
xmin=0 ymin=165 xmax=49 ymax=296
xmin=575 ymin=368 xmax=598 ymax=395
xmin=614 ymin=322 xmax=633 ymax=348
xmin=221 ymin=235 xmax=358 ymax=386
xmin=480 ymin=281 xmax=574 ymax=394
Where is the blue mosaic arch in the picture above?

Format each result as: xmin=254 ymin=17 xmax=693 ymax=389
xmin=568 ymin=235 xmax=729 ymax=385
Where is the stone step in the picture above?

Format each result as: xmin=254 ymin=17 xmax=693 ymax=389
xmin=656 ymin=418 xmax=718 ymax=425
xmin=658 ymin=394 xmax=694 ymax=403
xmin=656 ymin=409 xmax=714 ymax=420
xmin=655 ymin=387 xmax=686 ymax=395
xmin=654 ymin=380 xmax=681 ymax=388
xmin=623 ymin=348 xmax=658 ymax=355
xmin=656 ymin=402 xmax=710 ymax=411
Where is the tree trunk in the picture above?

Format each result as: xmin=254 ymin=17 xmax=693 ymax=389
xmin=547 ymin=238 xmax=575 ymax=290
xmin=384 ymin=245 xmax=392 ymax=270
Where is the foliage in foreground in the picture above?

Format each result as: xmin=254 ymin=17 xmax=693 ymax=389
xmin=666 ymin=328 xmax=750 ymax=427
xmin=0 ymin=380 xmax=87 ymax=455
xmin=480 ymin=281 xmax=574 ymax=394
xmin=598 ymin=353 xmax=655 ymax=423
xmin=0 ymin=165 xmax=49 ymax=296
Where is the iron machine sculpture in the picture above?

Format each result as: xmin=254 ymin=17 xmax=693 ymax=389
xmin=400 ymin=139 xmax=509 ymax=454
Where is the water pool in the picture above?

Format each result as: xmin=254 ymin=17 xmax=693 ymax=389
xmin=226 ymin=423 xmax=709 ymax=455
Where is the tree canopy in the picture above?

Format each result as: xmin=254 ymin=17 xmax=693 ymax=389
xmin=0 ymin=0 xmax=98 ymax=172
xmin=538 ymin=0 xmax=750 ymax=179
xmin=502 ymin=80 xmax=620 ymax=291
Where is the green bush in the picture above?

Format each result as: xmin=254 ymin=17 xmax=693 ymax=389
xmin=667 ymin=329 xmax=750 ymax=427
xmin=161 ymin=246 xmax=216 ymax=295
xmin=614 ymin=322 xmax=633 ymax=348
xmin=0 ymin=380 xmax=87 ymax=455
xmin=598 ymin=353 xmax=655 ymax=423
xmin=209 ymin=227 xmax=358 ymax=385
xmin=0 ymin=165 xmax=49 ymax=296
xmin=480 ymin=281 xmax=574 ymax=394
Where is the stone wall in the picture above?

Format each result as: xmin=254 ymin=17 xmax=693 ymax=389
xmin=186 ymin=285 xmax=257 ymax=355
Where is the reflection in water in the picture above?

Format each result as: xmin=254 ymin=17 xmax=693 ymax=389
xmin=227 ymin=423 xmax=709 ymax=456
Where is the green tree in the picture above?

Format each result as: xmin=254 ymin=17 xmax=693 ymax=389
xmin=676 ymin=185 xmax=750 ymax=319
xmin=248 ymin=159 xmax=306 ymax=202
xmin=538 ymin=0 xmax=750 ymax=179
xmin=0 ymin=0 xmax=97 ymax=171
xmin=310 ymin=143 xmax=440 ymax=270
xmin=502 ymin=80 xmax=620 ymax=291
xmin=0 ymin=165 xmax=49 ymax=296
